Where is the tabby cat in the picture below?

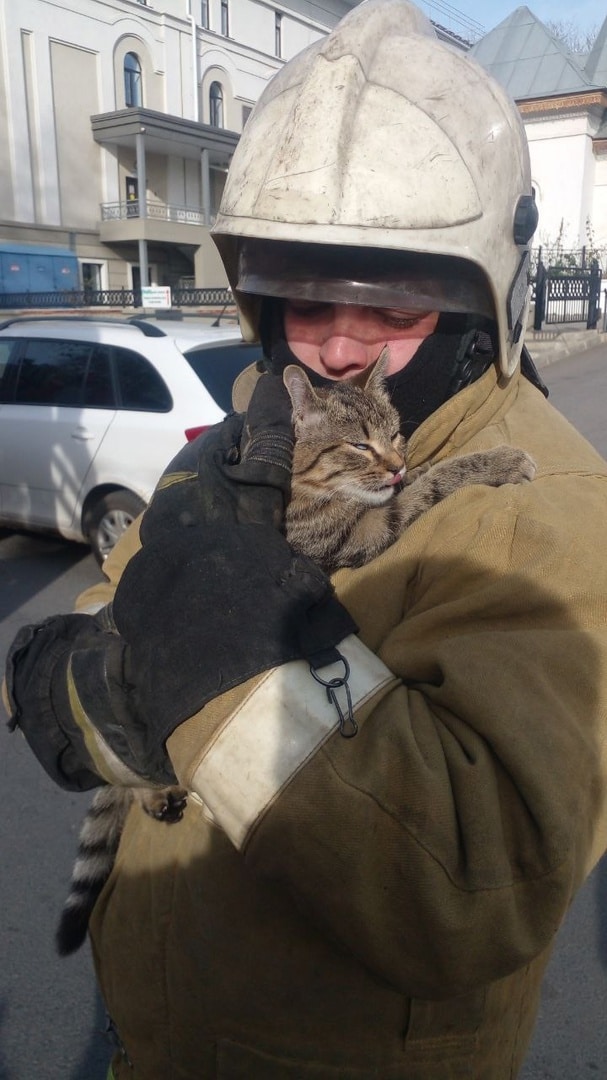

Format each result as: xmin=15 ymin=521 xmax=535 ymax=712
xmin=283 ymin=352 xmax=536 ymax=572
xmin=56 ymin=349 xmax=535 ymax=955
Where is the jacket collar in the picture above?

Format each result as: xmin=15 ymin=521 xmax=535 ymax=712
xmin=404 ymin=362 xmax=520 ymax=468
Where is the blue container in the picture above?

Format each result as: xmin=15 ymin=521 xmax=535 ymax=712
xmin=0 ymin=243 xmax=80 ymax=294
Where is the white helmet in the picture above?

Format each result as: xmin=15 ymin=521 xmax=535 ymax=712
xmin=212 ymin=0 xmax=538 ymax=376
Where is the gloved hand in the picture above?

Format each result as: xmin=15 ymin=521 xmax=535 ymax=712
xmin=140 ymin=371 xmax=297 ymax=538
xmin=6 ymin=374 xmax=357 ymax=789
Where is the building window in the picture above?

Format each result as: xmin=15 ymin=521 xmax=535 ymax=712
xmin=201 ymin=0 xmax=209 ymax=28
xmin=81 ymin=262 xmax=106 ymax=294
xmin=275 ymin=12 xmax=282 ymax=57
xmin=221 ymin=0 xmax=229 ymax=37
xmin=210 ymin=82 xmax=224 ymax=128
xmin=124 ymin=52 xmax=142 ymax=107
xmin=125 ymin=177 xmax=139 ymax=217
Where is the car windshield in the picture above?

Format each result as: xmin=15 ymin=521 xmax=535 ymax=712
xmin=184 ymin=341 xmax=262 ymax=413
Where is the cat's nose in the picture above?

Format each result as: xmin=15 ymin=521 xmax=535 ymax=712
xmin=388 ymin=456 xmax=405 ymax=475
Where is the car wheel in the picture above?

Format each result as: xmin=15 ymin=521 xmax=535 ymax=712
xmin=86 ymin=490 xmax=147 ymax=565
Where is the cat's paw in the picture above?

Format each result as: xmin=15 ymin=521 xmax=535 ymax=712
xmin=142 ymin=787 xmax=188 ymax=824
xmin=490 ymin=446 xmax=536 ymax=485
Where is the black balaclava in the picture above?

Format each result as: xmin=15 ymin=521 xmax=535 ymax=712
xmin=258 ymin=299 xmax=546 ymax=437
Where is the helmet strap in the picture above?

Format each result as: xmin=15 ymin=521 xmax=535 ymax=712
xmin=385 ymin=317 xmax=495 ymax=438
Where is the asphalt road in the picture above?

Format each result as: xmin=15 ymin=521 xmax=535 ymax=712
xmin=0 ymin=344 xmax=606 ymax=1079
xmin=0 ymin=533 xmax=108 ymax=1080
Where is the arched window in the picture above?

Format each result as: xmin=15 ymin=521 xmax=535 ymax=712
xmin=209 ymin=82 xmax=224 ymax=128
xmin=124 ymin=52 xmax=142 ymax=107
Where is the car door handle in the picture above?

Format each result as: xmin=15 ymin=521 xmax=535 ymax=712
xmin=71 ymin=428 xmax=97 ymax=441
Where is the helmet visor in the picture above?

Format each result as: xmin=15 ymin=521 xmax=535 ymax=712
xmin=236 ymin=239 xmax=495 ymax=320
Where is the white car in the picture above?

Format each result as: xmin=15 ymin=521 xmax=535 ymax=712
xmin=0 ymin=315 xmax=262 ymax=562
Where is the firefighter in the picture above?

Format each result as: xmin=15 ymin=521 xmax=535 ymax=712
xmin=6 ymin=1 xmax=607 ymax=1076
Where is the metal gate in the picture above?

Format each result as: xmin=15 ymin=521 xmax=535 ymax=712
xmin=534 ymin=260 xmax=602 ymax=329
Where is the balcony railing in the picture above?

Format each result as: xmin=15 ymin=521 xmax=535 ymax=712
xmin=100 ymin=201 xmax=212 ymax=226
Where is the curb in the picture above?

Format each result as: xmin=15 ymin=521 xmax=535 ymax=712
xmin=526 ymin=329 xmax=604 ymax=369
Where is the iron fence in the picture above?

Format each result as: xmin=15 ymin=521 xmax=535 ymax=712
xmin=171 ymin=287 xmax=231 ymax=306
xmin=5 ymin=264 xmax=601 ymax=332
xmin=533 ymin=259 xmax=602 ymax=330
xmin=0 ymin=287 xmax=232 ymax=310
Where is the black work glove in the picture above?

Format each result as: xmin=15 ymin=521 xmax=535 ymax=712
xmin=6 ymin=611 xmax=120 ymax=791
xmin=140 ymin=371 xmax=297 ymax=538
xmin=6 ymin=374 xmax=357 ymax=789
xmin=111 ymin=373 xmax=357 ymax=754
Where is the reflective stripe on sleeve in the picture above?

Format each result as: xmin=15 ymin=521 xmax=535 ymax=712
xmin=189 ymin=635 xmax=398 ymax=849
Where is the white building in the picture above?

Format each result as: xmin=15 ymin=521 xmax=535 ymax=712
xmin=0 ymin=0 xmax=357 ymax=296
xmin=7 ymin=0 xmax=568 ymax=302
xmin=470 ymin=6 xmax=607 ymax=261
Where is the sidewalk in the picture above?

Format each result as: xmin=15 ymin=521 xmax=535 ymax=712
xmin=525 ymin=326 xmax=605 ymax=369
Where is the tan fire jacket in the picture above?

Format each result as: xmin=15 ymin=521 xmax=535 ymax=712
xmin=80 ymin=362 xmax=607 ymax=1079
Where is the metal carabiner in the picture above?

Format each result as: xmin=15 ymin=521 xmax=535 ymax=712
xmin=310 ymin=653 xmax=358 ymax=738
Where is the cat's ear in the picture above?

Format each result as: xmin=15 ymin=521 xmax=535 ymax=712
xmin=363 ymin=346 xmax=390 ymax=393
xmin=283 ymin=365 xmax=322 ymax=427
